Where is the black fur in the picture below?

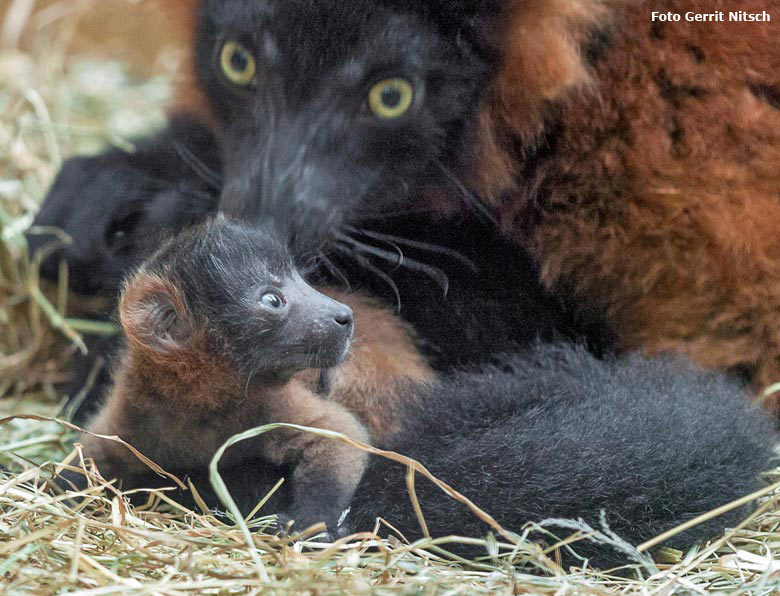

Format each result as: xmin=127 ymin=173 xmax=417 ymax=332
xmin=30 ymin=1 xmax=613 ymax=419
xmin=148 ymin=344 xmax=776 ymax=568
xmin=349 ymin=344 xmax=776 ymax=565
xmin=28 ymin=1 xmax=774 ymax=568
xmin=29 ymin=1 xmax=611 ymax=365
xmin=27 ymin=115 xmax=221 ymax=295
xmin=320 ymin=214 xmax=612 ymax=370
xmin=56 ymin=218 xmax=365 ymax=533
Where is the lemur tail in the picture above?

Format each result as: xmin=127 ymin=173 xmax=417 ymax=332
xmin=347 ymin=343 xmax=777 ymax=567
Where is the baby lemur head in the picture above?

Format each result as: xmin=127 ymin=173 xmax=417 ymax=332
xmin=195 ymin=0 xmax=498 ymax=254
xmin=120 ymin=216 xmax=354 ymax=383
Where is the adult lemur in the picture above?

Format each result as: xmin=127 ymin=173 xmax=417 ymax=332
xmin=32 ymin=0 xmax=780 ymax=407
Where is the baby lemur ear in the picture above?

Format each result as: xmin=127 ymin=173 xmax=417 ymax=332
xmin=119 ymin=273 xmax=194 ymax=359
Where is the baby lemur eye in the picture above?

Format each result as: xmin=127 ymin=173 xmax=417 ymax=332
xmin=220 ymin=41 xmax=257 ymax=86
xmin=260 ymin=292 xmax=285 ymax=309
xmin=367 ymin=78 xmax=414 ymax=119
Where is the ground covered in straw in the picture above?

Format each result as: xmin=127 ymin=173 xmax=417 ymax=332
xmin=3 ymin=28 xmax=780 ymax=596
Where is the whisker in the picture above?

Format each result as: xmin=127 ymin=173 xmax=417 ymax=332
xmin=356 ymin=206 xmax=441 ymax=221
xmin=332 ymin=243 xmax=402 ymax=312
xmin=298 ymin=252 xmax=322 ymax=277
xmin=338 ymin=234 xmax=450 ymax=297
xmin=172 ymin=141 xmax=222 ymax=190
xmin=244 ymin=364 xmax=259 ymax=399
xmin=338 ymin=233 xmax=403 ymax=266
xmin=347 ymin=226 xmax=477 ymax=272
xmin=175 ymin=184 xmax=218 ymax=205
xmin=344 ymin=228 xmax=404 ymax=268
xmin=113 ymin=169 xmax=199 ymax=197
xmin=113 ymin=163 xmax=218 ymax=217
xmin=318 ymin=252 xmax=352 ymax=291
xmin=434 ymin=158 xmax=497 ymax=225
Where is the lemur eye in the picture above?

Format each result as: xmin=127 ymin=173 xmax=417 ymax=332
xmin=367 ymin=78 xmax=414 ymax=119
xmin=105 ymin=210 xmax=142 ymax=249
xmin=220 ymin=41 xmax=257 ymax=86
xmin=260 ymin=292 xmax=285 ymax=309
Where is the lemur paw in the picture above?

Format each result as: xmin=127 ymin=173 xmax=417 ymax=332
xmin=273 ymin=512 xmax=337 ymax=542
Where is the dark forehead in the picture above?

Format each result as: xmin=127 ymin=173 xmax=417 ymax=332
xmin=200 ymin=0 xmax=443 ymax=69
xmin=204 ymin=0 xmax=376 ymax=35
xmin=145 ymin=218 xmax=293 ymax=289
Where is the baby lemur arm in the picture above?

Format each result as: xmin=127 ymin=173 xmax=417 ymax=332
xmin=77 ymin=376 xmax=370 ymax=532
xmin=258 ymin=381 xmax=369 ymax=532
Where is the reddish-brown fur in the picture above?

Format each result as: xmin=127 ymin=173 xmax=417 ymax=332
xmin=311 ymin=289 xmax=435 ymax=443
xmin=165 ymin=0 xmax=215 ymax=127
xmin=160 ymin=1 xmax=780 ymax=407
xmin=469 ymin=0 xmax=780 ymax=405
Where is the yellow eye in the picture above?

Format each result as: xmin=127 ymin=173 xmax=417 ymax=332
xmin=220 ymin=41 xmax=257 ymax=86
xmin=367 ymin=78 xmax=414 ymax=119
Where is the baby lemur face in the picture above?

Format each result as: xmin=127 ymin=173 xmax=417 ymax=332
xmin=196 ymin=0 xmax=493 ymax=254
xmin=121 ymin=216 xmax=354 ymax=380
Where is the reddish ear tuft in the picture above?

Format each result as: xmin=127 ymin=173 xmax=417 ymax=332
xmin=119 ymin=273 xmax=194 ymax=361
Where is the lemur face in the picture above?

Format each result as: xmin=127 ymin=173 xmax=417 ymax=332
xmin=195 ymin=0 xmax=491 ymax=255
xmin=122 ymin=217 xmax=353 ymax=380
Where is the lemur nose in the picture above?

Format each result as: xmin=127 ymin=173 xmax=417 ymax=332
xmin=334 ymin=306 xmax=353 ymax=328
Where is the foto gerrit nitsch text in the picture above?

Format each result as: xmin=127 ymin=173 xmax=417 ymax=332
xmin=652 ymin=11 xmax=771 ymax=22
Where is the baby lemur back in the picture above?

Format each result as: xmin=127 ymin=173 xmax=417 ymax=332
xmin=74 ymin=215 xmax=432 ymax=532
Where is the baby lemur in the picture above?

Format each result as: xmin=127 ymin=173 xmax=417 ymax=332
xmin=70 ymin=215 xmax=432 ymax=532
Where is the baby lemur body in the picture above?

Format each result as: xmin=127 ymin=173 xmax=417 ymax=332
xmin=75 ymin=215 xmax=432 ymax=531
